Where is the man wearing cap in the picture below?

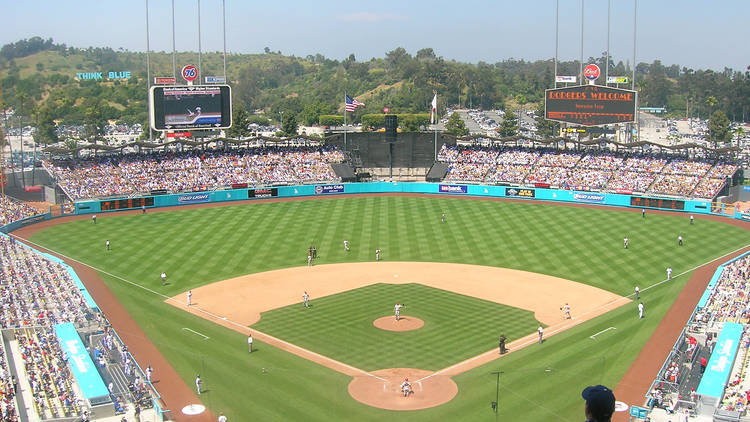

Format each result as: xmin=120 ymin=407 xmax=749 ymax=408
xmin=582 ymin=385 xmax=616 ymax=422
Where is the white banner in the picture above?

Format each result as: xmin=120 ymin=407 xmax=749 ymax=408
xmin=556 ymin=76 xmax=577 ymax=83
xmin=606 ymin=76 xmax=629 ymax=84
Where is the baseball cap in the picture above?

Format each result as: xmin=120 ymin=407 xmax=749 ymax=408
xmin=582 ymin=385 xmax=615 ymax=420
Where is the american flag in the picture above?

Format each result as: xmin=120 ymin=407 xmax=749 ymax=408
xmin=345 ymin=95 xmax=365 ymax=112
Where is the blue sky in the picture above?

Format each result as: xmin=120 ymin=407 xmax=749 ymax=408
xmin=1 ymin=0 xmax=747 ymax=71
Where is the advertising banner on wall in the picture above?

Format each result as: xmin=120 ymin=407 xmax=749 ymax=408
xmin=505 ymin=188 xmax=535 ymax=198
xmin=178 ymin=193 xmax=210 ymax=204
xmin=315 ymin=184 xmax=345 ymax=195
xmin=439 ymin=184 xmax=468 ymax=194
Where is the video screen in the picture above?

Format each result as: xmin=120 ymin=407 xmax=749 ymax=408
xmin=150 ymin=85 xmax=232 ymax=131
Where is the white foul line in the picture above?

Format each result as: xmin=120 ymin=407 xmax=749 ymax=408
xmin=590 ymin=327 xmax=616 ymax=340
xmin=182 ymin=327 xmax=210 ymax=340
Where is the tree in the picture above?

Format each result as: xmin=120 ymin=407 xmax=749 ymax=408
xmin=281 ymin=113 xmax=298 ymax=136
xmin=534 ymin=101 xmax=556 ymax=138
xmin=708 ymin=109 xmax=731 ymax=147
xmin=444 ymin=112 xmax=469 ymax=136
xmin=498 ymin=106 xmax=519 ymax=137
xmin=226 ymin=104 xmax=250 ymax=138
xmin=33 ymin=105 xmax=59 ymax=145
xmin=83 ymin=104 xmax=106 ymax=156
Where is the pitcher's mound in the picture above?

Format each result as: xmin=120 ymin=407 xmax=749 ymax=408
xmin=373 ymin=316 xmax=424 ymax=331
xmin=348 ymin=368 xmax=457 ymax=410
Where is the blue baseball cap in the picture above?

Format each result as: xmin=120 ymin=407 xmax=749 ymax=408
xmin=582 ymin=385 xmax=615 ymax=420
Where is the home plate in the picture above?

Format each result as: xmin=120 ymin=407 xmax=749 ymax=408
xmin=182 ymin=404 xmax=206 ymax=415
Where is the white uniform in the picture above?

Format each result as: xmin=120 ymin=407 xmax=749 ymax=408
xmin=394 ymin=303 xmax=402 ymax=321
xmin=562 ymin=304 xmax=571 ymax=319
xmin=160 ymin=272 xmax=167 ymax=285
xmin=623 ymin=238 xmax=629 ymax=249
xmin=538 ymin=326 xmax=543 ymax=344
xmin=376 ymin=249 xmax=381 ymax=261
xmin=307 ymin=254 xmax=312 ymax=266
xmin=303 ymin=292 xmax=310 ymax=308
xmin=400 ymin=380 xmax=412 ymax=397
xmin=195 ymin=375 xmax=202 ymax=394
xmin=635 ymin=286 xmax=640 ymax=300
xmin=344 ymin=240 xmax=349 ymax=251
xmin=667 ymin=267 xmax=672 ymax=280
xmin=248 ymin=335 xmax=253 ymax=353
xmin=187 ymin=290 xmax=192 ymax=306
xmin=678 ymin=235 xmax=683 ymax=246
xmin=638 ymin=302 xmax=644 ymax=319
xmin=218 ymin=415 xmax=228 ymax=422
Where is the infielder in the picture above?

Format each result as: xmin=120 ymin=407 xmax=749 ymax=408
xmin=561 ymin=303 xmax=571 ymax=319
xmin=160 ymin=272 xmax=167 ymax=285
xmin=187 ymin=290 xmax=192 ymax=306
xmin=635 ymin=286 xmax=640 ymax=300
xmin=248 ymin=334 xmax=253 ymax=353
xmin=538 ymin=326 xmax=544 ymax=344
xmin=307 ymin=254 xmax=312 ymax=266
xmin=638 ymin=302 xmax=644 ymax=319
xmin=303 ymin=291 xmax=310 ymax=308
xmin=344 ymin=240 xmax=349 ymax=251
xmin=376 ymin=248 xmax=381 ymax=261
xmin=218 ymin=413 xmax=227 ymax=422
xmin=394 ymin=302 xmax=402 ymax=321
xmin=195 ymin=374 xmax=202 ymax=395
xmin=667 ymin=267 xmax=672 ymax=280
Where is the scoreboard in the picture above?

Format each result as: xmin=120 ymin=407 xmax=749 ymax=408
xmin=630 ymin=196 xmax=685 ymax=210
xmin=100 ymin=197 xmax=155 ymax=211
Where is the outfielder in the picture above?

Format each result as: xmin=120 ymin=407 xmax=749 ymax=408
xmin=92 ymin=214 xmax=97 ymax=224
xmin=344 ymin=240 xmax=349 ymax=251
xmin=394 ymin=302 xmax=402 ymax=321
xmin=638 ymin=302 xmax=644 ymax=319
xmin=635 ymin=286 xmax=640 ymax=300
xmin=105 ymin=240 xmax=110 ymax=251
xmin=678 ymin=235 xmax=683 ymax=246
xmin=160 ymin=272 xmax=167 ymax=286
xmin=307 ymin=254 xmax=312 ymax=267
xmin=667 ymin=267 xmax=672 ymax=280
xmin=376 ymin=248 xmax=381 ymax=261
xmin=441 ymin=212 xmax=446 ymax=223
xmin=623 ymin=237 xmax=629 ymax=249
xmin=248 ymin=334 xmax=253 ymax=353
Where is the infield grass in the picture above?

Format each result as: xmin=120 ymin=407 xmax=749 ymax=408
xmin=252 ymin=283 xmax=540 ymax=371
xmin=28 ymin=195 xmax=750 ymax=421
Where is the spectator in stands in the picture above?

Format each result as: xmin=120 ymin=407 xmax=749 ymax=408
xmin=581 ymin=385 xmax=616 ymax=422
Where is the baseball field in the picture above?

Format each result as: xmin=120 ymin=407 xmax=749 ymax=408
xmin=21 ymin=194 xmax=750 ymax=421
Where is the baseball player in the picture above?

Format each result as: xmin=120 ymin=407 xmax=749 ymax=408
xmin=623 ymin=237 xmax=629 ymax=249
xmin=561 ymin=303 xmax=571 ymax=319
xmin=105 ymin=240 xmax=110 ymax=251
xmin=195 ymin=374 xmax=202 ymax=395
xmin=160 ymin=272 xmax=167 ymax=286
xmin=635 ymin=286 xmax=640 ymax=300
xmin=690 ymin=215 xmax=694 ymax=225
xmin=400 ymin=378 xmax=412 ymax=397
xmin=642 ymin=209 xmax=645 ymax=219
xmin=376 ymin=248 xmax=381 ymax=261
xmin=248 ymin=334 xmax=253 ymax=353
xmin=638 ymin=302 xmax=644 ymax=319
xmin=667 ymin=267 xmax=672 ymax=280
xmin=146 ymin=365 xmax=153 ymax=383
xmin=538 ymin=326 xmax=544 ymax=344
xmin=344 ymin=240 xmax=349 ymax=251
xmin=187 ymin=290 xmax=192 ymax=306
xmin=218 ymin=413 xmax=228 ymax=422
xmin=142 ymin=205 xmax=146 ymax=214
xmin=394 ymin=302 xmax=402 ymax=321
xmin=303 ymin=291 xmax=310 ymax=308
xmin=678 ymin=235 xmax=683 ymax=246
xmin=498 ymin=334 xmax=507 ymax=354
xmin=307 ymin=253 xmax=312 ymax=266
xmin=92 ymin=214 xmax=97 ymax=224
xmin=441 ymin=212 xmax=446 ymax=223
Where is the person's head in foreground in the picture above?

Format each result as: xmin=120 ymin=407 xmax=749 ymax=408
xmin=582 ymin=385 xmax=615 ymax=422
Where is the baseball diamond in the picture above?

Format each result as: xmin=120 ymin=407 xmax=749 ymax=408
xmin=16 ymin=193 xmax=750 ymax=421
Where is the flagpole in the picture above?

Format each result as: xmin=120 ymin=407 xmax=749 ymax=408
xmin=343 ymin=92 xmax=347 ymax=152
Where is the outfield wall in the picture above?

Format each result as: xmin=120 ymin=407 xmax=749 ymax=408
xmin=70 ymin=181 xmax=747 ymax=220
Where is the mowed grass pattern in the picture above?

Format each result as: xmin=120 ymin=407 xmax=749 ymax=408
xmin=28 ymin=196 xmax=750 ymax=421
xmin=252 ymin=283 xmax=539 ymax=371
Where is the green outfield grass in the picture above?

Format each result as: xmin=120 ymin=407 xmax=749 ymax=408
xmin=28 ymin=196 xmax=750 ymax=421
xmin=252 ymin=283 xmax=540 ymax=371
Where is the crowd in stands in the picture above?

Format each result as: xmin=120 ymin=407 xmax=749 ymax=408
xmin=0 ymin=196 xmax=40 ymax=226
xmin=702 ymin=255 xmax=750 ymax=325
xmin=44 ymin=144 xmax=345 ymax=200
xmin=0 ymin=236 xmax=92 ymax=328
xmin=439 ymin=144 xmax=736 ymax=199
xmin=0 ymin=340 xmax=18 ymax=421
xmin=16 ymin=327 xmax=80 ymax=419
